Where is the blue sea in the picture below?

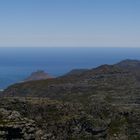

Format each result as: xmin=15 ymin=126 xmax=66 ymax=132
xmin=0 ymin=47 xmax=140 ymax=89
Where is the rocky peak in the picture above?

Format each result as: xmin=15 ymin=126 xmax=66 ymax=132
xmin=25 ymin=70 xmax=53 ymax=82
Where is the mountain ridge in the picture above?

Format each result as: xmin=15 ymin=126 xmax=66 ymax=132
xmin=1 ymin=59 xmax=140 ymax=139
xmin=3 ymin=59 xmax=140 ymax=98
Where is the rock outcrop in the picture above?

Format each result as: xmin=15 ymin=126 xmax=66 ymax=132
xmin=0 ymin=98 xmax=110 ymax=140
xmin=0 ymin=108 xmax=36 ymax=140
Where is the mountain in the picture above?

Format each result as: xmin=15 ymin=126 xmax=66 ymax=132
xmin=115 ymin=59 xmax=140 ymax=70
xmin=1 ymin=59 xmax=140 ymax=139
xmin=24 ymin=70 xmax=53 ymax=82
xmin=3 ymin=63 xmax=133 ymax=98
xmin=6 ymin=60 xmax=140 ymax=103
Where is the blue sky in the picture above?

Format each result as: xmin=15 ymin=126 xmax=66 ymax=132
xmin=0 ymin=0 xmax=139 ymax=47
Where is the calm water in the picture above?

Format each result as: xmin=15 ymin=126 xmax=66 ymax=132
xmin=0 ymin=47 xmax=140 ymax=89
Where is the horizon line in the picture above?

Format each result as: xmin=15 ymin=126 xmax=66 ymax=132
xmin=0 ymin=46 xmax=140 ymax=48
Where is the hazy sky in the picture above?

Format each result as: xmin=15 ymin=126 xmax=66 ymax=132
xmin=0 ymin=0 xmax=139 ymax=47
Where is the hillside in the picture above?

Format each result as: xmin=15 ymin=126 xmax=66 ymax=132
xmin=1 ymin=59 xmax=140 ymax=139
xmin=115 ymin=59 xmax=140 ymax=70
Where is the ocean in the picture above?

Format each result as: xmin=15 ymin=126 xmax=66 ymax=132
xmin=0 ymin=47 xmax=140 ymax=89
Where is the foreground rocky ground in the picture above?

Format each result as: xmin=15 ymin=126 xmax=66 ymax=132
xmin=1 ymin=97 xmax=140 ymax=140
xmin=0 ymin=59 xmax=140 ymax=139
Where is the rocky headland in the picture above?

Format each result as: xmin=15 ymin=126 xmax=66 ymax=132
xmin=0 ymin=59 xmax=140 ymax=139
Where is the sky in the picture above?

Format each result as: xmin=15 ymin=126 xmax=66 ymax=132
xmin=0 ymin=0 xmax=139 ymax=47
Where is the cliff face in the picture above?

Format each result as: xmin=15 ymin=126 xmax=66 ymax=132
xmin=1 ymin=59 xmax=140 ymax=139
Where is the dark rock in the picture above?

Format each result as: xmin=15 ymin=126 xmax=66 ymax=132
xmin=0 ymin=108 xmax=36 ymax=140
